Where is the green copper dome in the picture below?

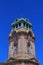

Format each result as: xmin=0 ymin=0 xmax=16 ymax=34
xmin=12 ymin=18 xmax=32 ymax=29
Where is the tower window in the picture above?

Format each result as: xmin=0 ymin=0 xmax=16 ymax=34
xmin=26 ymin=24 xmax=28 ymax=28
xmin=19 ymin=23 xmax=21 ymax=26
xmin=13 ymin=25 xmax=15 ymax=28
xmin=14 ymin=44 xmax=18 ymax=54
xmin=14 ymin=45 xmax=17 ymax=54
xmin=27 ymin=43 xmax=31 ymax=53
xmin=23 ymin=22 xmax=25 ymax=27
xmin=16 ymin=24 xmax=18 ymax=28
xmin=14 ymin=39 xmax=18 ymax=54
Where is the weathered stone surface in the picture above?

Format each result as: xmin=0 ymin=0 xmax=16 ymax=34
xmin=0 ymin=18 xmax=39 ymax=65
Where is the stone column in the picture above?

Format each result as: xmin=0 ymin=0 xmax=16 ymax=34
xmin=30 ymin=41 xmax=35 ymax=56
xmin=18 ymin=24 xmax=19 ymax=28
xmin=21 ymin=23 xmax=23 ymax=27
xmin=25 ymin=24 xmax=26 ymax=28
xmin=21 ymin=35 xmax=27 ymax=54
xmin=18 ymin=35 xmax=27 ymax=54
xmin=18 ymin=36 xmax=22 ymax=54
xmin=8 ymin=41 xmax=14 ymax=58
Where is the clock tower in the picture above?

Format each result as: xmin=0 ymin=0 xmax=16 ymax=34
xmin=6 ymin=18 xmax=39 ymax=65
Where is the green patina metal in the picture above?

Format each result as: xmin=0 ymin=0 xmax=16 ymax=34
xmin=11 ymin=18 xmax=32 ymax=28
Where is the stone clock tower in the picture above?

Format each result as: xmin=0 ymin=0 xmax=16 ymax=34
xmin=5 ymin=18 xmax=39 ymax=65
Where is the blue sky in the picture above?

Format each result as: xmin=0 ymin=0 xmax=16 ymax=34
xmin=0 ymin=0 xmax=43 ymax=65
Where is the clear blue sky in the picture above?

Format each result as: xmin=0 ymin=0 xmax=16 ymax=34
xmin=0 ymin=0 xmax=43 ymax=65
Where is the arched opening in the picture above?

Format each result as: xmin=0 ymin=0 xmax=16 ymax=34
xmin=19 ymin=23 xmax=21 ymax=27
xmin=27 ymin=42 xmax=31 ymax=53
xmin=26 ymin=24 xmax=28 ymax=28
xmin=23 ymin=22 xmax=25 ymax=27
xmin=16 ymin=24 xmax=18 ymax=28
xmin=14 ymin=41 xmax=18 ymax=54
